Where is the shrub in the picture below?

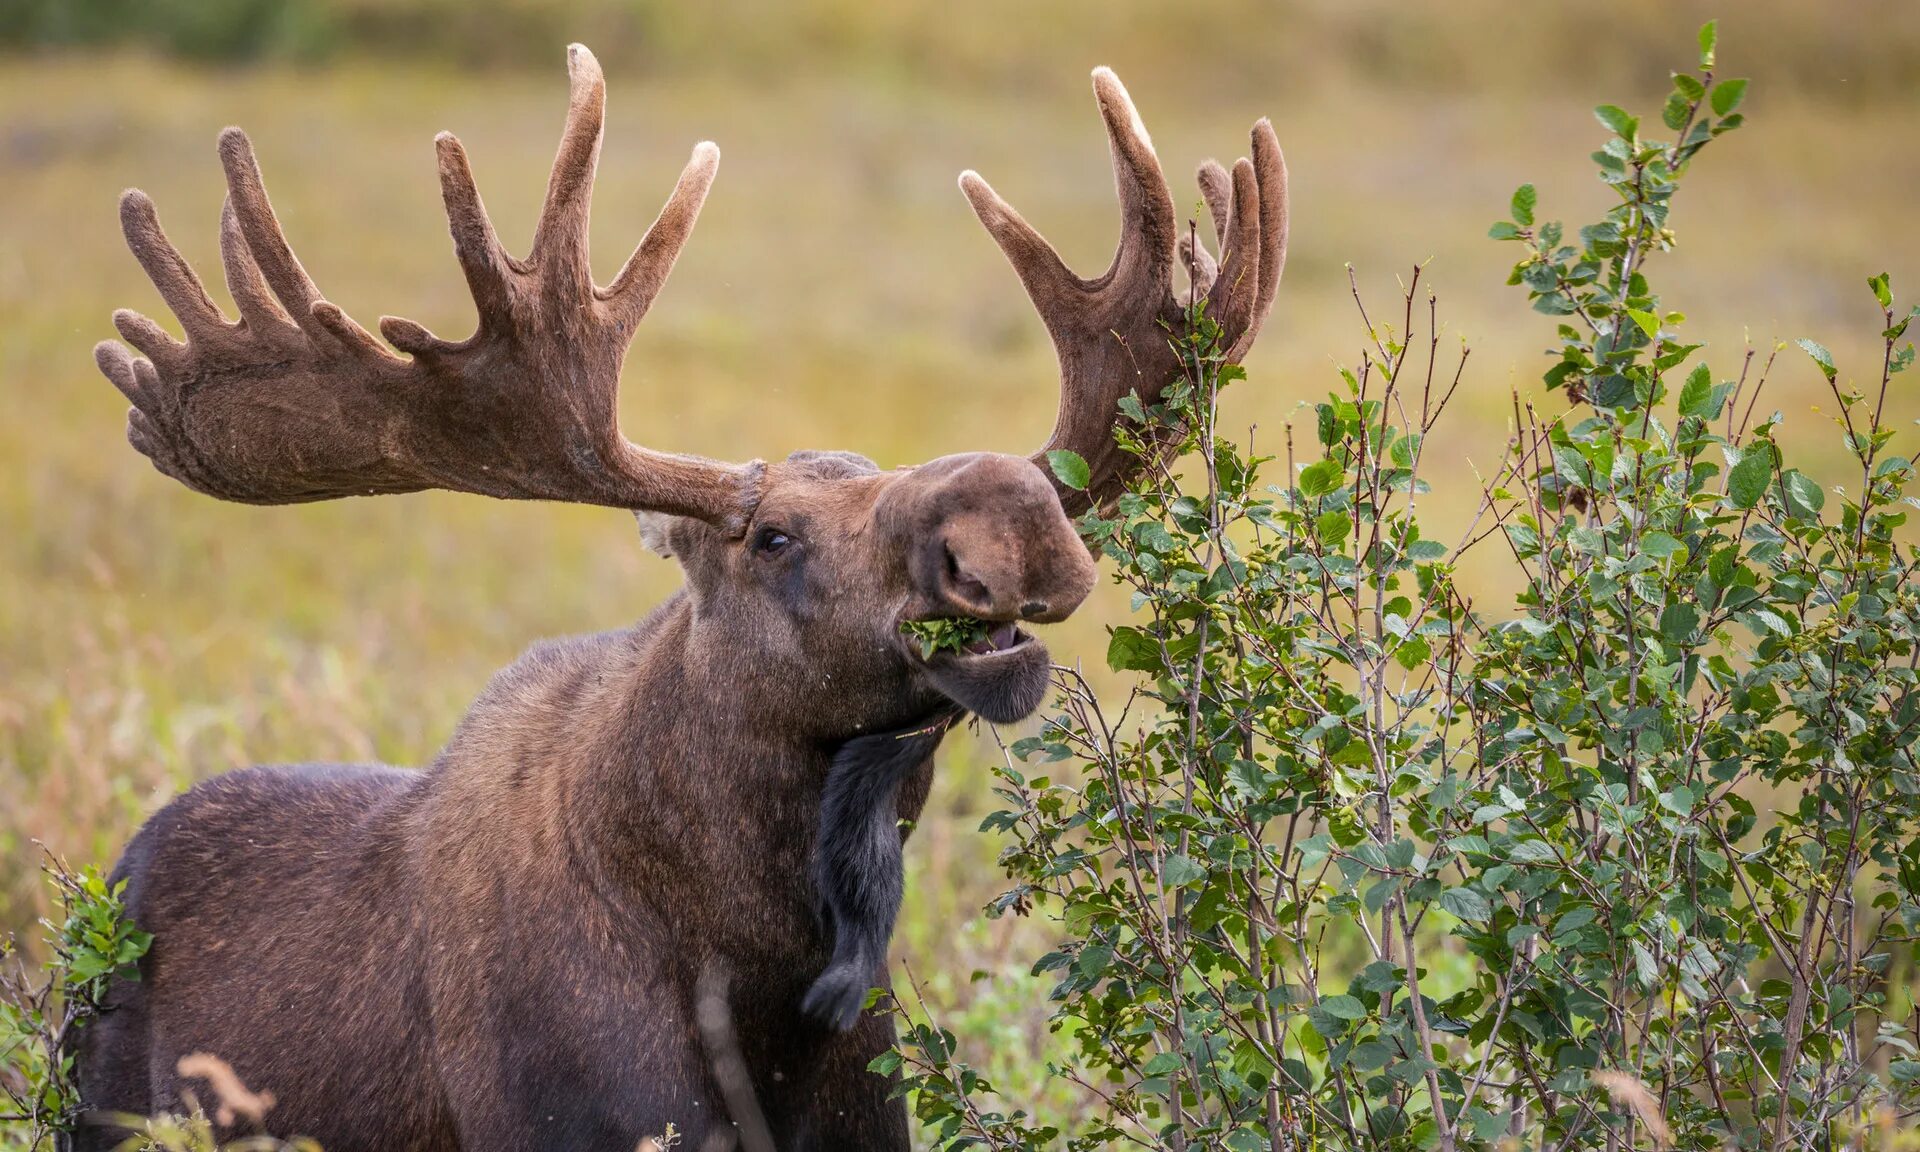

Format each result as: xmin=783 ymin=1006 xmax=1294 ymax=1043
xmin=884 ymin=24 xmax=1920 ymax=1151
xmin=1 ymin=859 xmax=149 ymax=1150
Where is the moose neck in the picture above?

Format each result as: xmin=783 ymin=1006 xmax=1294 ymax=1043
xmin=440 ymin=590 xmax=946 ymax=964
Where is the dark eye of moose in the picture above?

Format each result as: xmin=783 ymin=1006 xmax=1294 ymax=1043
xmin=753 ymin=527 xmax=793 ymax=556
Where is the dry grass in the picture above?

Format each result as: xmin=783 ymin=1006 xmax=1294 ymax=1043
xmin=1 ymin=11 xmax=1916 ymax=1113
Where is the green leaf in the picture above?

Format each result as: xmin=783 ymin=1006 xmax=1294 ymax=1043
xmin=1510 ymin=184 xmax=1536 ymax=227
xmin=1299 ymin=458 xmax=1344 ymax=498
xmin=1161 ymin=853 xmax=1208 ymax=888
xmin=1318 ymin=994 xmax=1367 ymax=1020
xmin=1727 ymin=448 xmax=1773 ymax=509
xmin=1660 ymin=601 xmax=1700 ymax=644
xmin=1594 ymin=104 xmax=1638 ymax=139
xmin=1106 ymin=626 xmax=1163 ymax=674
xmin=1785 ymin=470 xmax=1826 ymax=516
xmin=1046 ymin=449 xmax=1090 ymax=491
xmin=1391 ymin=432 xmax=1423 ymax=468
xmin=1439 ymin=886 xmax=1494 ymax=922
xmin=1661 ymin=93 xmax=1690 ymax=131
xmin=1698 ymin=19 xmax=1717 ymax=67
xmin=1796 ymin=338 xmax=1837 ymax=381
xmin=1639 ymin=532 xmax=1684 ymax=560
xmin=1710 ymin=77 xmax=1748 ymax=116
xmin=1627 ymin=308 xmax=1660 ymax=339
xmin=1870 ymin=272 xmax=1893 ymax=309
xmin=1488 ymin=220 xmax=1520 ymax=241
xmin=1677 ymin=364 xmax=1715 ymax=418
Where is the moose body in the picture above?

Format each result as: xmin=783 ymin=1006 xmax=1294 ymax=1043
xmin=71 ymin=44 xmax=1287 ymax=1152
xmin=78 ymin=606 xmax=943 ymax=1150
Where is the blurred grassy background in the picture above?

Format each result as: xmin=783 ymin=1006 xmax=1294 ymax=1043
xmin=2 ymin=0 xmax=1917 ymax=1117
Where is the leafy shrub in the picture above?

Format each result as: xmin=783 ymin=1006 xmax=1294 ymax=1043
xmin=1 ymin=859 xmax=149 ymax=1149
xmin=884 ymin=24 xmax=1920 ymax=1151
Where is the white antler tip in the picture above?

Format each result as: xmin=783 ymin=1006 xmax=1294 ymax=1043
xmin=956 ymin=170 xmax=994 ymax=206
xmin=566 ymin=43 xmax=602 ymax=81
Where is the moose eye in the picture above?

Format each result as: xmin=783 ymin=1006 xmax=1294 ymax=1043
xmin=752 ymin=527 xmax=792 ymax=556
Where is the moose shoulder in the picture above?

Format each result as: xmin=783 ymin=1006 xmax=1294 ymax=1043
xmin=72 ymin=45 xmax=1287 ymax=1152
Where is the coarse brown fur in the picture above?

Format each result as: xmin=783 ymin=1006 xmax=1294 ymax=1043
xmin=72 ymin=45 xmax=1287 ymax=1152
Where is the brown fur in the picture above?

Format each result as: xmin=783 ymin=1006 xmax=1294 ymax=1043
xmin=74 ymin=48 xmax=1287 ymax=1152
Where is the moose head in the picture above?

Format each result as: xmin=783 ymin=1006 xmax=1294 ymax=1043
xmin=79 ymin=46 xmax=1287 ymax=1152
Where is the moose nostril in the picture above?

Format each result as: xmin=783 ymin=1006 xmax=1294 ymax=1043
xmin=943 ymin=542 xmax=992 ymax=608
xmin=1020 ymin=600 xmax=1048 ymax=618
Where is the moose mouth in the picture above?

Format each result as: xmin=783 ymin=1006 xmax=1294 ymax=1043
xmin=904 ymin=620 xmax=1052 ymax=724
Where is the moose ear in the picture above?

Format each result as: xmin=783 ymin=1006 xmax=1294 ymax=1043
xmin=633 ymin=511 xmax=680 ymax=558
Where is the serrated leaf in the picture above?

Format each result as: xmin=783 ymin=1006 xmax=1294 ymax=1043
xmin=1046 ymin=449 xmax=1090 ymax=491
xmin=1785 ymin=470 xmax=1826 ymax=516
xmin=1796 ymin=338 xmax=1836 ymax=381
xmin=1678 ymin=364 xmax=1714 ymax=418
xmin=1698 ymin=20 xmax=1717 ymax=67
xmin=1660 ymin=601 xmax=1699 ymax=643
xmin=1439 ymin=886 xmax=1494 ymax=922
xmin=1318 ymin=994 xmax=1367 ymax=1020
xmin=1161 ymin=853 xmax=1208 ymax=888
xmin=1299 ymin=458 xmax=1344 ymax=498
xmin=1510 ymin=184 xmax=1536 ymax=227
xmin=1594 ymin=104 xmax=1638 ymax=139
xmin=1640 ymin=532 xmax=1684 ymax=560
xmin=1727 ymin=449 xmax=1773 ymax=509
xmin=1106 ymin=626 xmax=1162 ymax=674
xmin=1710 ymin=77 xmax=1748 ymax=116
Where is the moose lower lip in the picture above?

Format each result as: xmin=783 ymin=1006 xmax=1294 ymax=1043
xmin=917 ymin=628 xmax=1052 ymax=724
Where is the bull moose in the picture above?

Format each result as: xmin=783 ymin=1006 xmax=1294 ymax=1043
xmin=72 ymin=44 xmax=1287 ymax=1151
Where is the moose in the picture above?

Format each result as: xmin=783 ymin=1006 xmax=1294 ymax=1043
xmin=73 ymin=45 xmax=1287 ymax=1152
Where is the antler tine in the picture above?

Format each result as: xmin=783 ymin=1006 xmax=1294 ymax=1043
xmin=1195 ymin=160 xmax=1234 ymax=250
xmin=1089 ymin=67 xmax=1178 ymax=305
xmin=1234 ymin=118 xmax=1289 ymax=360
xmin=602 ymin=140 xmax=721 ymax=328
xmin=1200 ymin=156 xmax=1264 ymax=341
xmin=219 ymin=196 xmax=296 ymax=335
xmin=217 ymin=128 xmax=322 ymax=323
xmin=530 ymin=43 xmax=606 ymax=290
xmin=218 ymin=127 xmax=397 ymax=363
xmin=956 ymin=171 xmax=1079 ymax=340
xmin=114 ymin=192 xmax=217 ymax=368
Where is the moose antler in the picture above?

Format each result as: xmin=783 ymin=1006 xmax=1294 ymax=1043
xmin=960 ymin=67 xmax=1288 ymax=514
xmin=95 ymin=45 xmax=763 ymax=530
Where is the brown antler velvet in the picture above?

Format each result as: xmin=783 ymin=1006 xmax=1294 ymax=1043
xmin=95 ymin=45 xmax=763 ymax=531
xmin=960 ymin=67 xmax=1289 ymax=515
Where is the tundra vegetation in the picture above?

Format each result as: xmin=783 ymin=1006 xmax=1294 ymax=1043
xmin=882 ymin=26 xmax=1920 ymax=1152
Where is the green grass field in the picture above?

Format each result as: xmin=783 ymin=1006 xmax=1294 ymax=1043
xmin=3 ymin=7 xmax=1917 ymax=1122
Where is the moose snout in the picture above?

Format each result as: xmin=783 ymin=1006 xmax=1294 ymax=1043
xmin=936 ymin=524 xmax=1092 ymax=624
xmin=899 ymin=453 xmax=1097 ymax=625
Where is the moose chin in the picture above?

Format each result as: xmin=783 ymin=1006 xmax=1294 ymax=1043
xmin=69 ymin=43 xmax=1287 ymax=1152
